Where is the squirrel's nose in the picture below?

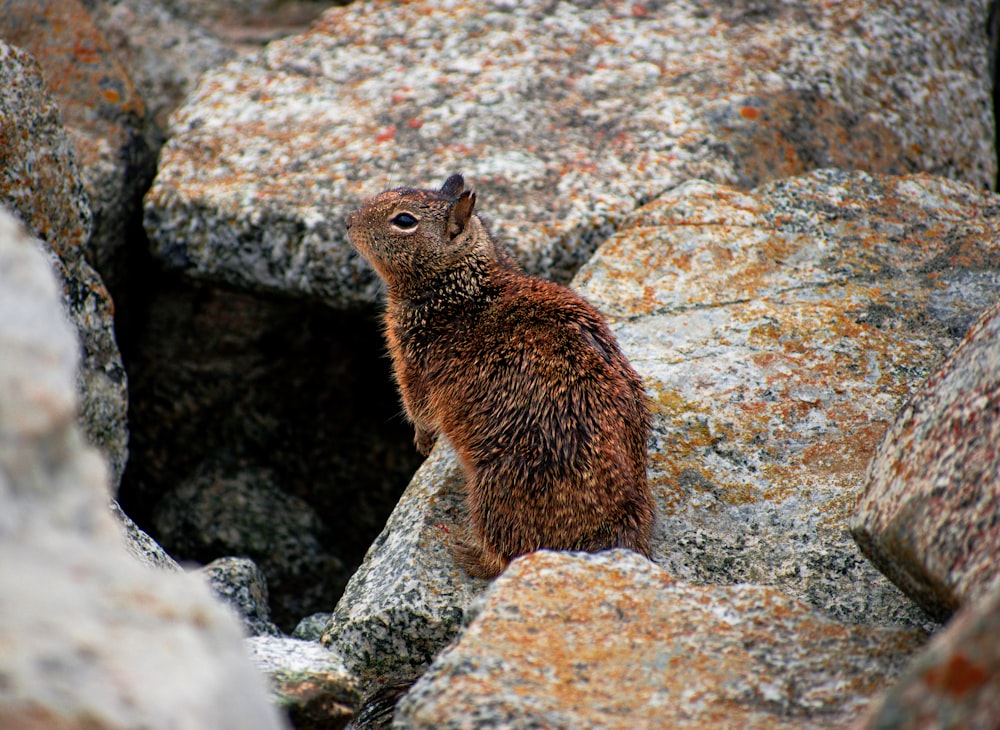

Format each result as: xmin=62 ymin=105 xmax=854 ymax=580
xmin=346 ymin=210 xmax=357 ymax=230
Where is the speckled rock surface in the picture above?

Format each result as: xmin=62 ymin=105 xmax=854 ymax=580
xmin=572 ymin=170 xmax=1000 ymax=631
xmin=857 ymin=579 xmax=1000 ymax=730
xmin=82 ymin=0 xmax=236 ymax=130
xmin=152 ymin=464 xmax=346 ymax=631
xmin=145 ymin=0 xmax=994 ymax=306
xmin=247 ymin=636 xmax=359 ymax=730
xmin=0 ymin=40 xmax=130 ymax=488
xmin=321 ymin=443 xmax=487 ymax=693
xmin=850 ymin=299 xmax=1000 ymax=622
xmin=1 ymin=0 xmax=158 ymax=288
xmin=395 ymin=550 xmax=923 ymax=730
xmin=199 ymin=556 xmax=283 ymax=637
xmin=0 ymin=206 xmax=286 ymax=730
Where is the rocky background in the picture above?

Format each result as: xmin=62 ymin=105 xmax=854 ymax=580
xmin=1 ymin=0 xmax=999 ymax=728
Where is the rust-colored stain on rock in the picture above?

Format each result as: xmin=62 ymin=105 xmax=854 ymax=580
xmin=924 ymin=653 xmax=990 ymax=699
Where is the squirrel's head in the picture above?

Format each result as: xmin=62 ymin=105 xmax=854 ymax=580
xmin=346 ymin=173 xmax=492 ymax=291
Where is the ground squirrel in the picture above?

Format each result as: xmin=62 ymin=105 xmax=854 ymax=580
xmin=346 ymin=174 xmax=654 ymax=578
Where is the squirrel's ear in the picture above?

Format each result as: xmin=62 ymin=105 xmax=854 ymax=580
xmin=440 ymin=173 xmax=465 ymax=198
xmin=447 ymin=190 xmax=476 ymax=239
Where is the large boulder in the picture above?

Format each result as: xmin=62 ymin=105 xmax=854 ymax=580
xmin=144 ymin=0 xmax=994 ymax=306
xmin=396 ymin=550 xmax=924 ymax=729
xmin=0 ymin=205 xmax=286 ymax=729
xmin=576 ymin=170 xmax=1000 ymax=628
xmin=0 ymin=40 xmax=129 ymax=487
xmin=320 ymin=444 xmax=484 ymax=691
xmin=851 ymin=299 xmax=1000 ymax=621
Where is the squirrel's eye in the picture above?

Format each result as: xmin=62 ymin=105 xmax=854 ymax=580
xmin=391 ymin=212 xmax=419 ymax=230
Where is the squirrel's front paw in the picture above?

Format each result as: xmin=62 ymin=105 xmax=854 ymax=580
xmin=414 ymin=428 xmax=437 ymax=456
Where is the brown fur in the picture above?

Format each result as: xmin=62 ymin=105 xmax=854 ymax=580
xmin=346 ymin=174 xmax=653 ymax=578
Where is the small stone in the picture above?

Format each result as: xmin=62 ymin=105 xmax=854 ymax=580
xmin=293 ymin=613 xmax=331 ymax=641
xmin=199 ymin=556 xmax=283 ymax=637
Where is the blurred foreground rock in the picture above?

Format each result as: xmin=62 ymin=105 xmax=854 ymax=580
xmin=199 ymin=556 xmax=283 ymax=638
xmin=0 ymin=206 xmax=286 ymax=729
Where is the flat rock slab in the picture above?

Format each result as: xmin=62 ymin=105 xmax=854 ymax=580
xmin=850 ymin=299 xmax=1000 ymax=621
xmin=145 ymin=0 xmax=994 ymax=306
xmin=572 ymin=170 xmax=1000 ymax=630
xmin=247 ymin=636 xmax=359 ymax=730
xmin=857 ymin=578 xmax=1000 ymax=729
xmin=396 ymin=550 xmax=923 ymax=729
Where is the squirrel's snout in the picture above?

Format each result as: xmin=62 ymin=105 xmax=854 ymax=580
xmin=345 ymin=209 xmax=358 ymax=230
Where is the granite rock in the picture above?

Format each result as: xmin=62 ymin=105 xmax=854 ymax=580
xmin=573 ymin=170 xmax=1000 ymax=631
xmin=0 ymin=0 xmax=158 ymax=289
xmin=144 ymin=0 xmax=994 ymax=306
xmin=395 ymin=550 xmax=924 ymax=730
xmin=856 ymin=579 xmax=1000 ymax=730
xmin=247 ymin=636 xmax=360 ymax=730
xmin=850 ymin=299 xmax=1000 ymax=621
xmin=320 ymin=443 xmax=487 ymax=694
xmin=152 ymin=463 xmax=347 ymax=631
xmin=82 ymin=0 xmax=236 ymax=130
xmin=0 ymin=40 xmax=130 ymax=488
xmin=199 ymin=556 xmax=283 ymax=637
xmin=0 ymin=205 xmax=286 ymax=729
xmin=293 ymin=612 xmax=331 ymax=641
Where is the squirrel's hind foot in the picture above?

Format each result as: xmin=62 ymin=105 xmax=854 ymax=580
xmin=451 ymin=532 xmax=508 ymax=580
